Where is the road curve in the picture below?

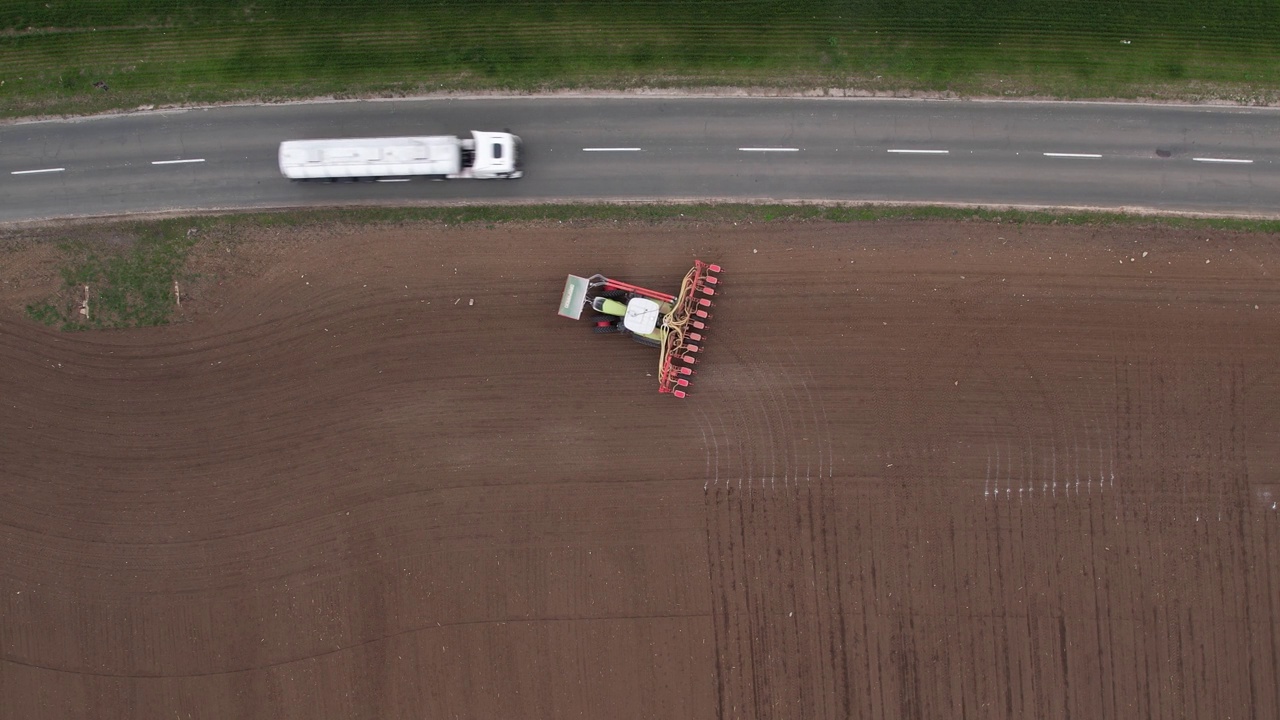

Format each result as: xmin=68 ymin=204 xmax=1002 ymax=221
xmin=1 ymin=97 xmax=1278 ymax=222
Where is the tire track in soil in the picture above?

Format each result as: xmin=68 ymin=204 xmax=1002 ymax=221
xmin=850 ymin=268 xmax=1277 ymax=720
xmin=1102 ymin=328 xmax=1279 ymax=720
xmin=699 ymin=338 xmax=846 ymax=720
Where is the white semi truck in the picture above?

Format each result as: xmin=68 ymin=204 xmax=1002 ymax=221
xmin=278 ymin=130 xmax=522 ymax=181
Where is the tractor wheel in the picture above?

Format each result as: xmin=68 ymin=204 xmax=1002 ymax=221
xmin=592 ymin=323 xmax=620 ymax=334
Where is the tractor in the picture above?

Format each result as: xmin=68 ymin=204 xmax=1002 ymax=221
xmin=557 ymin=261 xmax=721 ymax=398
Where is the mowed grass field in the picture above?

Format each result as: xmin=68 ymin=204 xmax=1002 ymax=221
xmin=2 ymin=0 xmax=1279 ymax=116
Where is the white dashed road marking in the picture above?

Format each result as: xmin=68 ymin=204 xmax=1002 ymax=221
xmin=739 ymin=147 xmax=800 ymax=152
xmin=151 ymin=158 xmax=206 ymax=165
xmin=1043 ymin=153 xmax=1102 ymax=159
xmin=1193 ymin=157 xmax=1254 ymax=164
xmin=11 ymin=167 xmax=65 ymax=175
xmin=582 ymin=148 xmax=642 ymax=152
xmin=887 ymin=149 xmax=949 ymax=154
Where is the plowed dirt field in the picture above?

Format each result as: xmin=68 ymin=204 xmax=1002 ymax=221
xmin=2 ymin=219 xmax=1278 ymax=720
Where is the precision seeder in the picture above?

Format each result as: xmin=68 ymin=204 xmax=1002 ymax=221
xmin=557 ymin=261 xmax=722 ymax=398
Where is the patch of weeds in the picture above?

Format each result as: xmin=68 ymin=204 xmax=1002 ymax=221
xmin=24 ymin=301 xmax=63 ymax=328
xmin=28 ymin=229 xmax=198 ymax=331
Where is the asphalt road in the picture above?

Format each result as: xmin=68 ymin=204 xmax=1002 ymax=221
xmin=2 ymin=97 xmax=1278 ymax=222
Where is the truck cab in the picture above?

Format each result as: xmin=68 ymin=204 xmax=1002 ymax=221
xmin=467 ymin=131 xmax=523 ymax=179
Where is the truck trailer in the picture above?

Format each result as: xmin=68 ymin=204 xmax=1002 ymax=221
xmin=278 ymin=131 xmax=522 ymax=181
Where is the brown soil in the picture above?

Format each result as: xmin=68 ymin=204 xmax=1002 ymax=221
xmin=2 ymin=219 xmax=1278 ymax=720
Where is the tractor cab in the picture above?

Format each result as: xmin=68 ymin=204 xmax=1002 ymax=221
xmin=591 ymin=295 xmax=662 ymax=335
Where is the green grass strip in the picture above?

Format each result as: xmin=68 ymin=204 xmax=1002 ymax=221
xmin=205 ymin=203 xmax=1280 ymax=232
xmin=3 ymin=1 xmax=1279 ymax=118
